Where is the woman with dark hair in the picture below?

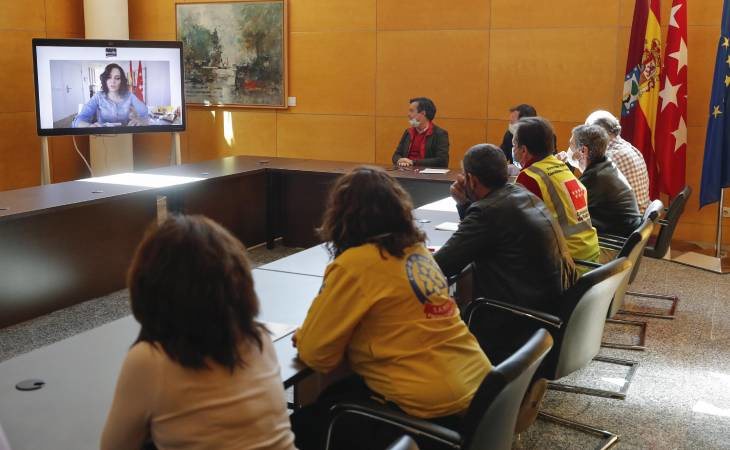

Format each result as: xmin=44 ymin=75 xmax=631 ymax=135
xmin=73 ymin=63 xmax=149 ymax=127
xmin=291 ymin=166 xmax=491 ymax=450
xmin=100 ymin=215 xmax=295 ymax=450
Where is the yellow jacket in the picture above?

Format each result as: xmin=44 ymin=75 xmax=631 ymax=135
xmin=520 ymin=155 xmax=600 ymax=262
xmin=296 ymin=243 xmax=491 ymax=418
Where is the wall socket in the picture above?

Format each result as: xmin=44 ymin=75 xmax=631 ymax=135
xmin=723 ymin=207 xmax=730 ymax=218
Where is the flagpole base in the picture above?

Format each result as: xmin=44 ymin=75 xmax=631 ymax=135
xmin=667 ymin=241 xmax=730 ymax=274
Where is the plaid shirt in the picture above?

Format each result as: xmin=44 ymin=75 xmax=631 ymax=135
xmin=605 ymin=137 xmax=651 ymax=213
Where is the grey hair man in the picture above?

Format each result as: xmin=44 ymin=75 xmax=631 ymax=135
xmin=572 ymin=124 xmax=642 ymax=237
xmin=585 ymin=110 xmax=650 ymax=212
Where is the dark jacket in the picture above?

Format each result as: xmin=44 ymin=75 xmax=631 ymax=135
xmin=499 ymin=130 xmax=514 ymax=163
xmin=580 ymin=157 xmax=642 ymax=237
xmin=391 ymin=124 xmax=449 ymax=168
xmin=434 ymin=183 xmax=578 ymax=314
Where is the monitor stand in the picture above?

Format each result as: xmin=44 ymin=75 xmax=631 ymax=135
xmin=40 ymin=136 xmax=51 ymax=185
xmin=171 ymin=132 xmax=181 ymax=165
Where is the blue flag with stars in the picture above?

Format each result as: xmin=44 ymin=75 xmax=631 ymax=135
xmin=700 ymin=0 xmax=730 ymax=207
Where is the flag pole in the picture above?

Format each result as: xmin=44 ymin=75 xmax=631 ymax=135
xmin=717 ymin=189 xmax=725 ymax=258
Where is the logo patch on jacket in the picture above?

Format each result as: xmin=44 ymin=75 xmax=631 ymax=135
xmin=563 ymin=179 xmax=591 ymax=222
xmin=405 ymin=254 xmax=454 ymax=318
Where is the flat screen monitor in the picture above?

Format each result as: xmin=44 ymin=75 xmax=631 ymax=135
xmin=32 ymin=38 xmax=186 ymax=136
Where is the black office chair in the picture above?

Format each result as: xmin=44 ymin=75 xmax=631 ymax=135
xmin=585 ymin=218 xmax=656 ymax=351
xmin=386 ymin=435 xmax=420 ymax=450
xmin=599 ymin=199 xmax=664 ymax=283
xmin=601 ymin=187 xmax=691 ymax=319
xmin=324 ymin=329 xmax=553 ymax=450
xmin=464 ymin=257 xmax=633 ymax=449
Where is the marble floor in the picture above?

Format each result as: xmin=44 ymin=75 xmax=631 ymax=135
xmin=2 ymin=246 xmax=730 ymax=449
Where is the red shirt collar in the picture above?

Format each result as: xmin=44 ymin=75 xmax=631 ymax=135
xmin=408 ymin=121 xmax=434 ymax=138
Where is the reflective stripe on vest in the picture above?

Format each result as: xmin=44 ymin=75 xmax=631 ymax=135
xmin=525 ymin=164 xmax=593 ymax=237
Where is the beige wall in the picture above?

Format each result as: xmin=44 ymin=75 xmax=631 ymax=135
xmin=0 ymin=0 xmax=726 ymax=243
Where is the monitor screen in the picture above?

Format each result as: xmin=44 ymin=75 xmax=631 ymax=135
xmin=32 ymin=39 xmax=186 ymax=136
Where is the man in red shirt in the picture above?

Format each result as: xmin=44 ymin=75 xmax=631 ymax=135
xmin=391 ymin=97 xmax=450 ymax=168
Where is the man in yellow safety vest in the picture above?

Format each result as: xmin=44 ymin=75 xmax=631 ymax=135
xmin=513 ymin=116 xmax=599 ymax=263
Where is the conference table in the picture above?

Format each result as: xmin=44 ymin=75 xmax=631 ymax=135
xmin=258 ymin=208 xmax=461 ymax=278
xmin=0 ymin=201 xmax=463 ymax=450
xmin=0 ymin=156 xmax=457 ymax=328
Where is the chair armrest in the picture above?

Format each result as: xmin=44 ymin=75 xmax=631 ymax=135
xmin=447 ymin=263 xmax=473 ymax=286
xmin=574 ymin=259 xmax=602 ymax=269
xmin=598 ymin=241 xmax=623 ymax=252
xmin=599 ymin=233 xmax=628 ymax=243
xmin=476 ymin=298 xmax=563 ymax=329
xmin=328 ymin=401 xmax=461 ymax=448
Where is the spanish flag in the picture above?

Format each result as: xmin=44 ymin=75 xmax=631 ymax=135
xmin=621 ymin=0 xmax=662 ymax=199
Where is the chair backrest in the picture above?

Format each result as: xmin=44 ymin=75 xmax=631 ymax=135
xmin=627 ymin=199 xmax=664 ymax=284
xmin=643 ymin=199 xmax=664 ymax=223
xmin=646 ymin=186 xmax=691 ymax=258
xmin=547 ymin=258 xmax=632 ymax=379
xmin=460 ymin=329 xmax=553 ymax=450
xmin=386 ymin=435 xmax=419 ymax=450
xmin=608 ymin=220 xmax=654 ymax=316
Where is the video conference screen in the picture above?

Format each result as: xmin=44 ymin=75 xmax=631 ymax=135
xmin=32 ymin=39 xmax=186 ymax=136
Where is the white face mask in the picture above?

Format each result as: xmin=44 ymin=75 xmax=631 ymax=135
xmin=512 ymin=148 xmax=522 ymax=170
xmin=578 ymin=157 xmax=588 ymax=172
xmin=409 ymin=118 xmax=420 ymax=127
xmin=508 ymin=123 xmax=519 ymax=135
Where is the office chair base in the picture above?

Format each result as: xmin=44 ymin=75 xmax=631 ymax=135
xmin=622 ymin=291 xmax=679 ymax=320
xmin=538 ymin=412 xmax=619 ymax=450
xmin=547 ymin=356 xmax=639 ymax=400
xmin=601 ymin=318 xmax=647 ymax=351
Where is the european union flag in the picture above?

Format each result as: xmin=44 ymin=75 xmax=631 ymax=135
xmin=700 ymin=0 xmax=730 ymax=207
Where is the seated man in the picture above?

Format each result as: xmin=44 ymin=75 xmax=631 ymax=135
xmin=499 ymin=103 xmax=537 ymax=164
xmin=434 ymin=144 xmax=577 ymax=315
xmin=391 ymin=97 xmax=449 ymax=168
xmin=572 ymin=124 xmax=642 ymax=237
xmin=435 ymin=144 xmax=577 ymax=365
xmin=513 ymin=117 xmax=600 ymax=262
xmin=585 ymin=110 xmax=651 ymax=213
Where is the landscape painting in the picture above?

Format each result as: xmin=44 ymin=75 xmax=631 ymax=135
xmin=176 ymin=1 xmax=287 ymax=108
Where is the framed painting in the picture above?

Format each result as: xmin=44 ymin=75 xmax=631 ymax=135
xmin=176 ymin=1 xmax=288 ymax=108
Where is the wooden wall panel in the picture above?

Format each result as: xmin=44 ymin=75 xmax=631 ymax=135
xmin=287 ymin=31 xmax=376 ymax=115
xmin=0 ymin=0 xmax=46 ymax=31
xmin=277 ymin=114 xmax=374 ymax=162
xmin=488 ymin=28 xmax=618 ymax=122
xmin=491 ymin=0 xmax=618 ymax=28
xmin=377 ymin=0 xmax=490 ymax=30
xmin=376 ymin=30 xmax=489 ymax=119
xmin=289 ymin=0 xmax=375 ymax=32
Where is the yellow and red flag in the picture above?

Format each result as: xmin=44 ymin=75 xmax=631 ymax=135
xmin=655 ymin=0 xmax=687 ymax=198
xmin=134 ymin=61 xmax=145 ymax=103
xmin=621 ymin=0 xmax=662 ymax=198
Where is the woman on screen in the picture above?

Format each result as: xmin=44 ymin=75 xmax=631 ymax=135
xmin=72 ymin=63 xmax=150 ymax=128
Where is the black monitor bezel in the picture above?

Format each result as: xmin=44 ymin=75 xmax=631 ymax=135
xmin=32 ymin=38 xmax=187 ymax=137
